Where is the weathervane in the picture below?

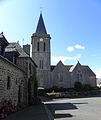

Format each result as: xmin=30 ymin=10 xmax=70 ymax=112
xmin=40 ymin=5 xmax=43 ymax=14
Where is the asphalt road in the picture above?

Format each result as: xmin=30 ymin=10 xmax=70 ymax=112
xmin=44 ymin=97 xmax=101 ymax=120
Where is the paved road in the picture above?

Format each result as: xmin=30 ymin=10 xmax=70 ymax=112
xmin=44 ymin=97 xmax=101 ymax=120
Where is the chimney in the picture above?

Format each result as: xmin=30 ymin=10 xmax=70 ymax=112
xmin=23 ymin=44 xmax=30 ymax=56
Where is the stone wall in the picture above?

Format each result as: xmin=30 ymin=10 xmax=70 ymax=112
xmin=51 ymin=61 xmax=71 ymax=88
xmin=51 ymin=61 xmax=96 ymax=89
xmin=0 ymin=55 xmax=27 ymax=106
xmin=16 ymin=57 xmax=37 ymax=104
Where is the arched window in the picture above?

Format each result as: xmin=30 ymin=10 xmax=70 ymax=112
xmin=37 ymin=42 xmax=39 ymax=51
xmin=76 ymin=71 xmax=82 ymax=81
xmin=43 ymin=42 xmax=46 ymax=52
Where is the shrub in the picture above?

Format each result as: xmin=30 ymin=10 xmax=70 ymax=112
xmin=52 ymin=86 xmax=59 ymax=92
xmin=83 ymin=84 xmax=92 ymax=91
xmin=37 ymin=87 xmax=45 ymax=96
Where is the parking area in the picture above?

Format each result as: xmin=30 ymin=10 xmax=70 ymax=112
xmin=44 ymin=97 xmax=101 ymax=120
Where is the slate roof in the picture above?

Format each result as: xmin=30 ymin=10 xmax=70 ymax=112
xmin=51 ymin=65 xmax=72 ymax=72
xmin=51 ymin=65 xmax=55 ymax=71
xmin=69 ymin=61 xmax=81 ymax=72
xmin=5 ymin=43 xmax=17 ymax=52
xmin=0 ymin=32 xmax=9 ymax=46
xmin=51 ymin=61 xmax=96 ymax=76
xmin=82 ymin=65 xmax=96 ymax=76
xmin=66 ymin=65 xmax=73 ymax=71
xmin=36 ymin=13 xmax=47 ymax=34
xmin=5 ymin=42 xmax=29 ymax=57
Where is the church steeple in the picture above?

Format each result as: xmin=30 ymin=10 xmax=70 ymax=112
xmin=36 ymin=13 xmax=47 ymax=34
xmin=32 ymin=13 xmax=51 ymax=88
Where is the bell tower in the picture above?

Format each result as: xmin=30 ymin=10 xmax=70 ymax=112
xmin=31 ymin=13 xmax=51 ymax=88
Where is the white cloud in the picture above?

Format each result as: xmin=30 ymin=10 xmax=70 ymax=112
xmin=67 ymin=46 xmax=74 ymax=52
xmin=73 ymin=54 xmax=81 ymax=60
xmin=74 ymin=44 xmax=85 ymax=50
xmin=94 ymin=68 xmax=101 ymax=78
xmin=51 ymin=54 xmax=81 ymax=64
xmin=67 ymin=44 xmax=85 ymax=52
xmin=51 ymin=56 xmax=68 ymax=64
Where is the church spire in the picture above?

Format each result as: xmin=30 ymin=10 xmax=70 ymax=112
xmin=36 ymin=13 xmax=47 ymax=34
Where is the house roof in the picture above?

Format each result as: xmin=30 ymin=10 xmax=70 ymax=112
xmin=66 ymin=65 xmax=73 ymax=71
xmin=51 ymin=65 xmax=55 ymax=71
xmin=82 ymin=65 xmax=96 ymax=76
xmin=51 ymin=61 xmax=96 ymax=76
xmin=0 ymin=32 xmax=9 ymax=46
xmin=69 ymin=61 xmax=81 ymax=72
xmin=5 ymin=42 xmax=37 ymax=67
xmin=5 ymin=43 xmax=18 ymax=52
xmin=6 ymin=42 xmax=29 ymax=57
xmin=36 ymin=13 xmax=47 ymax=35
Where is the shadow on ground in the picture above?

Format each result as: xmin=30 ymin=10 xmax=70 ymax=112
xmin=54 ymin=113 xmax=74 ymax=118
xmin=46 ymin=102 xmax=78 ymax=119
xmin=73 ymin=102 xmax=88 ymax=105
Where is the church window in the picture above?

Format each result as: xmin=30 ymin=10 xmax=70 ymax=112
xmin=76 ymin=71 xmax=82 ymax=81
xmin=29 ymin=63 xmax=31 ymax=74
xmin=58 ymin=74 xmax=63 ymax=82
xmin=43 ymin=42 xmax=46 ymax=52
xmin=39 ymin=60 xmax=43 ymax=69
xmin=37 ymin=42 xmax=39 ymax=51
xmin=7 ymin=76 xmax=11 ymax=89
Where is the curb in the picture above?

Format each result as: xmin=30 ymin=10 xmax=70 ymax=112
xmin=44 ymin=104 xmax=54 ymax=120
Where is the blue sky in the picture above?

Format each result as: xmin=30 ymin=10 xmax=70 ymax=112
xmin=0 ymin=0 xmax=101 ymax=78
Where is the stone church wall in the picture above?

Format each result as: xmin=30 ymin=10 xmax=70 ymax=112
xmin=51 ymin=62 xmax=71 ymax=88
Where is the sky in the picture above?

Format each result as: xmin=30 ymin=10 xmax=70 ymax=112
xmin=0 ymin=0 xmax=101 ymax=78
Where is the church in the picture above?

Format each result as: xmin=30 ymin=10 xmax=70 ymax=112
xmin=0 ymin=12 xmax=97 ymax=107
xmin=31 ymin=13 xmax=97 ymax=89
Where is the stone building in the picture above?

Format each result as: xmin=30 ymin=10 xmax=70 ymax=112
xmin=0 ymin=11 xmax=97 ymax=107
xmin=31 ymin=13 xmax=97 ymax=88
xmin=0 ymin=33 xmax=27 ymax=106
xmin=51 ymin=61 xmax=96 ymax=88
xmin=0 ymin=55 xmax=26 ymax=106
xmin=31 ymin=13 xmax=51 ymax=88
xmin=5 ymin=42 xmax=37 ymax=104
xmin=0 ymin=32 xmax=37 ymax=106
